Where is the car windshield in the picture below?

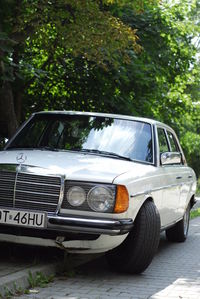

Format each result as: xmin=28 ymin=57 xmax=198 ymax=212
xmin=7 ymin=114 xmax=153 ymax=163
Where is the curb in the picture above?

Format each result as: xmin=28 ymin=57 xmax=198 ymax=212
xmin=0 ymin=262 xmax=61 ymax=297
xmin=0 ymin=253 xmax=98 ymax=298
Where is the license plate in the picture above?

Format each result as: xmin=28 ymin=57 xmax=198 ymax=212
xmin=0 ymin=209 xmax=46 ymax=228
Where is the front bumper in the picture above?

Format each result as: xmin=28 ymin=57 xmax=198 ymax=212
xmin=0 ymin=214 xmax=134 ymax=252
xmin=47 ymin=214 xmax=134 ymax=236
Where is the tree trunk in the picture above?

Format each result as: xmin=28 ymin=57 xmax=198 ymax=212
xmin=15 ymin=90 xmax=23 ymax=123
xmin=0 ymin=82 xmax=18 ymax=138
xmin=0 ymin=19 xmax=19 ymax=139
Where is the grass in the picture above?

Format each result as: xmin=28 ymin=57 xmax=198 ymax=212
xmin=0 ymin=271 xmax=54 ymax=299
xmin=196 ymin=177 xmax=200 ymax=196
xmin=0 ymin=284 xmax=24 ymax=299
xmin=28 ymin=271 xmax=54 ymax=289
xmin=190 ymin=208 xmax=200 ymax=219
xmin=190 ymin=177 xmax=200 ymax=219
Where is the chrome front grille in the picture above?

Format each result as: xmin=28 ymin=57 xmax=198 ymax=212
xmin=0 ymin=166 xmax=61 ymax=213
xmin=0 ymin=171 xmax=15 ymax=207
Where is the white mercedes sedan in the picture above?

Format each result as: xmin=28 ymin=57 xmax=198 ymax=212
xmin=0 ymin=111 xmax=196 ymax=273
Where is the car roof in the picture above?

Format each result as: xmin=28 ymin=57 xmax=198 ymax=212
xmin=34 ymin=111 xmax=173 ymax=131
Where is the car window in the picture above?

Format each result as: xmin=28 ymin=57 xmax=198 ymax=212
xmin=157 ymin=128 xmax=169 ymax=153
xmin=167 ymin=131 xmax=179 ymax=152
xmin=7 ymin=114 xmax=153 ymax=164
xmin=11 ymin=119 xmax=49 ymax=148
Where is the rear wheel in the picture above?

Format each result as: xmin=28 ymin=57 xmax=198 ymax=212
xmin=106 ymin=201 xmax=161 ymax=274
xmin=166 ymin=203 xmax=190 ymax=242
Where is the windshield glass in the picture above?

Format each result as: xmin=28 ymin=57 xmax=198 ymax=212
xmin=7 ymin=114 xmax=153 ymax=163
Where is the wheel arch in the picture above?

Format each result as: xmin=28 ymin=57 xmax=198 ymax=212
xmin=144 ymin=196 xmax=154 ymax=203
xmin=190 ymin=194 xmax=196 ymax=209
xmin=128 ymin=193 xmax=159 ymax=225
xmin=135 ymin=195 xmax=157 ymax=215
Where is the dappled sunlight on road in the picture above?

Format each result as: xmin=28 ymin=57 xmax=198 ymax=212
xmin=149 ymin=218 xmax=200 ymax=299
xmin=151 ymin=278 xmax=200 ymax=299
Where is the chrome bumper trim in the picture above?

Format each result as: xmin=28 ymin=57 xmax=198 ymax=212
xmin=47 ymin=215 xmax=133 ymax=236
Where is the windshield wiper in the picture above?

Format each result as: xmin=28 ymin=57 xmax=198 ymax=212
xmin=7 ymin=146 xmax=58 ymax=152
xmin=74 ymin=148 xmax=133 ymax=161
xmin=7 ymin=147 xmax=34 ymax=150
xmin=37 ymin=146 xmax=59 ymax=152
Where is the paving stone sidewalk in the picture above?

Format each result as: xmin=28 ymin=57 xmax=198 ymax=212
xmin=0 ymin=245 xmax=63 ymax=297
xmin=14 ymin=214 xmax=200 ymax=299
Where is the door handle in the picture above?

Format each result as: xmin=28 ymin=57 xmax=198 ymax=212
xmin=188 ymin=175 xmax=192 ymax=179
xmin=176 ymin=176 xmax=182 ymax=179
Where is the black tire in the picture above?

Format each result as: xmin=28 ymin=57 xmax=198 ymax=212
xmin=166 ymin=203 xmax=190 ymax=242
xmin=106 ymin=200 xmax=161 ymax=274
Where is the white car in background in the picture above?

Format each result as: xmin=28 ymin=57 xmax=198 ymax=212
xmin=0 ymin=111 xmax=196 ymax=273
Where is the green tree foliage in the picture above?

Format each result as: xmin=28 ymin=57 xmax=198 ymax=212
xmin=0 ymin=0 xmax=200 ymax=176
xmin=118 ymin=0 xmax=200 ymax=175
xmin=26 ymin=0 xmax=200 ymax=122
xmin=0 ymin=0 xmax=140 ymax=137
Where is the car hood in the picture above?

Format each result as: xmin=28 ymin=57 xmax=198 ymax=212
xmin=0 ymin=149 xmax=149 ymax=183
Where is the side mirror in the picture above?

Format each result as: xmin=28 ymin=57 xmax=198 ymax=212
xmin=160 ymin=152 xmax=182 ymax=165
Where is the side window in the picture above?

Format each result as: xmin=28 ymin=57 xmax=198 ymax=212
xmin=167 ymin=131 xmax=180 ymax=152
xmin=157 ymin=128 xmax=169 ymax=154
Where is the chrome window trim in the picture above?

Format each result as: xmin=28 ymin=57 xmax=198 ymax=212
xmin=157 ymin=127 xmax=170 ymax=152
xmin=151 ymin=123 xmax=155 ymax=165
xmin=165 ymin=129 xmax=186 ymax=165
xmin=155 ymin=124 xmax=185 ymax=166
xmin=163 ymin=128 xmax=172 ymax=152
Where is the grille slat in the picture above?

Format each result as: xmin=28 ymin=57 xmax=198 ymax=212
xmin=16 ymin=182 xmax=60 ymax=195
xmin=16 ymin=198 xmax=57 ymax=206
xmin=0 ymin=190 xmax=14 ymax=197
xmin=15 ymin=189 xmax=59 ymax=198
xmin=15 ymin=201 xmax=56 ymax=212
xmin=0 ymin=169 xmax=61 ymax=213
xmin=18 ymin=173 xmax=60 ymax=185
xmin=17 ymin=180 xmax=60 ymax=187
xmin=15 ymin=191 xmax=59 ymax=204
xmin=0 ymin=171 xmax=15 ymax=206
xmin=0 ymin=172 xmax=16 ymax=180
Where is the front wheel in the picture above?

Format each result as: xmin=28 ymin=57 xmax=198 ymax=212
xmin=166 ymin=203 xmax=190 ymax=242
xmin=106 ymin=201 xmax=161 ymax=274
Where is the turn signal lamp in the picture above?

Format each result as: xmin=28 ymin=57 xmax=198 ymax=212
xmin=114 ymin=185 xmax=129 ymax=213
